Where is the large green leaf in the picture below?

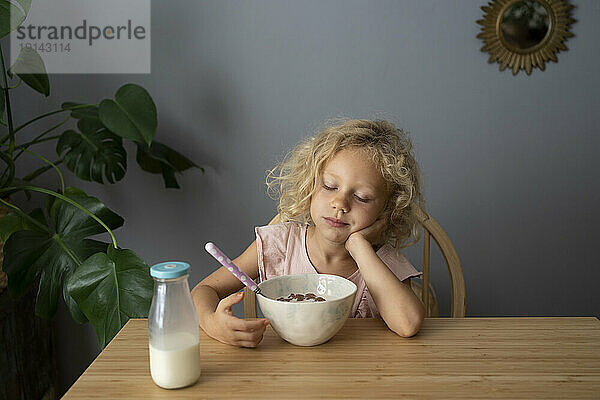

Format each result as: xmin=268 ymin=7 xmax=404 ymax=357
xmin=99 ymin=84 xmax=157 ymax=147
xmin=8 ymin=46 xmax=50 ymax=96
xmin=3 ymin=187 xmax=124 ymax=320
xmin=136 ymin=141 xmax=201 ymax=188
xmin=0 ymin=0 xmax=31 ymax=39
xmin=56 ymin=118 xmax=127 ymax=183
xmin=67 ymin=246 xmax=153 ymax=348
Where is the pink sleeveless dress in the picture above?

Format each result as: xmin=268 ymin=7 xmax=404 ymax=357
xmin=255 ymin=222 xmax=422 ymax=318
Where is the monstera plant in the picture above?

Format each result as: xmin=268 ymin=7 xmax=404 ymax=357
xmin=0 ymin=0 xmax=200 ymax=347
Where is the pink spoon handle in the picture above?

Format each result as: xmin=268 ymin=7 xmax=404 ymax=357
xmin=205 ymin=242 xmax=261 ymax=294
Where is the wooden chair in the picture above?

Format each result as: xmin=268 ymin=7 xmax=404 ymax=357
xmin=243 ymin=209 xmax=466 ymax=318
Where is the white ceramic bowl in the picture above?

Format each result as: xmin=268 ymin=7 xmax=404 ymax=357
xmin=256 ymin=273 xmax=357 ymax=346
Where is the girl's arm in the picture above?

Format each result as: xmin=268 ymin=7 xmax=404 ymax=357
xmin=191 ymin=241 xmax=269 ymax=347
xmin=345 ymin=234 xmax=425 ymax=337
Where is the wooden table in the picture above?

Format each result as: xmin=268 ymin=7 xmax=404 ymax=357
xmin=63 ymin=317 xmax=600 ymax=399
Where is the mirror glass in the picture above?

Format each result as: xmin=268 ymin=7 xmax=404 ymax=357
xmin=500 ymin=0 xmax=550 ymax=50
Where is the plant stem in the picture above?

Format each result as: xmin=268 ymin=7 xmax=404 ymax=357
xmin=19 ymin=148 xmax=65 ymax=193
xmin=23 ymin=158 xmax=63 ymax=182
xmin=0 ymin=186 xmax=118 ymax=249
xmin=0 ymin=45 xmax=15 ymax=159
xmin=13 ymin=116 xmax=70 ymax=161
xmin=11 ymin=109 xmax=66 ymax=135
xmin=0 ymin=116 xmax=68 ymax=182
xmin=12 ymin=103 xmax=94 ymax=135
xmin=0 ymin=151 xmax=14 ymax=187
xmin=13 ymin=134 xmax=62 ymax=149
xmin=0 ymin=103 xmax=94 ymax=145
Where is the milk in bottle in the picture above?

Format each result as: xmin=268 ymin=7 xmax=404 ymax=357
xmin=149 ymin=262 xmax=201 ymax=389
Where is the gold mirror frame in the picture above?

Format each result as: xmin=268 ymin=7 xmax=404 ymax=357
xmin=477 ymin=0 xmax=575 ymax=75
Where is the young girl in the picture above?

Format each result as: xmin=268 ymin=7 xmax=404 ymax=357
xmin=192 ymin=119 xmax=426 ymax=348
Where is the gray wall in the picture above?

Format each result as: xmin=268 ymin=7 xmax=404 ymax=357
xmin=4 ymin=0 xmax=598 ymax=396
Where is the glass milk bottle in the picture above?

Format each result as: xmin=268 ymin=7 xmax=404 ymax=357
xmin=149 ymin=262 xmax=201 ymax=389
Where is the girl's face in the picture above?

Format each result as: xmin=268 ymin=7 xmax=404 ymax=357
xmin=310 ymin=148 xmax=388 ymax=245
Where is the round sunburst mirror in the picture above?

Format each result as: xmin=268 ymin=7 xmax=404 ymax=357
xmin=477 ymin=0 xmax=576 ymax=75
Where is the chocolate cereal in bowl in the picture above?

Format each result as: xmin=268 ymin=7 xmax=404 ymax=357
xmin=256 ymin=273 xmax=357 ymax=346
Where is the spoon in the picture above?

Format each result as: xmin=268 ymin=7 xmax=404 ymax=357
xmin=204 ymin=242 xmax=265 ymax=296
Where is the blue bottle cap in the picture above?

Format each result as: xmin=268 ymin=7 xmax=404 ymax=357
xmin=150 ymin=261 xmax=190 ymax=279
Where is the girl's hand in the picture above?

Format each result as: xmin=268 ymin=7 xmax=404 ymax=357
xmin=205 ymin=291 xmax=269 ymax=348
xmin=345 ymin=216 xmax=388 ymax=252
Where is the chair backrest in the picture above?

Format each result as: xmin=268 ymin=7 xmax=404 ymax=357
xmin=413 ymin=207 xmax=466 ymax=317
xmin=243 ymin=209 xmax=465 ymax=318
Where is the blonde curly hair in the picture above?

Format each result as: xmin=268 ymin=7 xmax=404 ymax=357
xmin=266 ymin=118 xmax=425 ymax=249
